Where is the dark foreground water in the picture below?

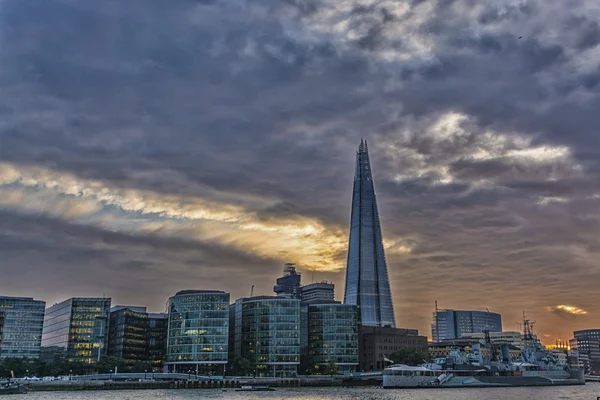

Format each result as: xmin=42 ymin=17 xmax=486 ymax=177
xmin=16 ymin=386 xmax=600 ymax=400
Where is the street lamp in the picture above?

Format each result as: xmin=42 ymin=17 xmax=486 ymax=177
xmin=145 ymin=370 xmax=147 ymax=380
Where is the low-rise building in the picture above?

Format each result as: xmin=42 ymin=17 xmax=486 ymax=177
xmin=358 ymin=326 xmax=428 ymax=371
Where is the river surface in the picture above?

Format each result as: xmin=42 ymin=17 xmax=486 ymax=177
xmin=16 ymin=386 xmax=600 ymax=400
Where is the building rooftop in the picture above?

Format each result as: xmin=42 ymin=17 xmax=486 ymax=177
xmin=174 ymin=290 xmax=227 ymax=296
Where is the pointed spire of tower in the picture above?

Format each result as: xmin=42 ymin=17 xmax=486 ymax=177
xmin=343 ymin=140 xmax=396 ymax=327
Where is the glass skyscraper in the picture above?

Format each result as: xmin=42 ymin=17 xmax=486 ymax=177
xmin=165 ymin=290 xmax=229 ymax=375
xmin=41 ymin=297 xmax=111 ymax=365
xmin=0 ymin=296 xmax=46 ymax=359
xmin=344 ymin=139 xmax=396 ymax=327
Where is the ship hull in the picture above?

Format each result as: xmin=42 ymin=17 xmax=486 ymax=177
xmin=384 ymin=369 xmax=585 ymax=388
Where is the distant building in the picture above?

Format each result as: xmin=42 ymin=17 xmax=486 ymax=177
xmin=107 ymin=306 xmax=168 ymax=371
xmin=428 ymin=341 xmax=521 ymax=362
xmin=230 ymin=296 xmax=300 ymax=377
xmin=459 ymin=331 xmax=523 ymax=349
xmin=358 ymin=326 xmax=428 ymax=371
xmin=573 ymin=329 xmax=600 ymax=374
xmin=165 ymin=290 xmax=229 ymax=375
xmin=343 ymin=140 xmax=396 ymax=327
xmin=432 ymin=309 xmax=502 ymax=340
xmin=41 ymin=298 xmax=111 ymax=365
xmin=301 ymin=282 xmax=334 ymax=304
xmin=0 ymin=296 xmax=46 ymax=359
xmin=306 ymin=302 xmax=359 ymax=374
xmin=273 ymin=264 xmax=302 ymax=299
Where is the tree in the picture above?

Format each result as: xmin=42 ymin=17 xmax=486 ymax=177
xmin=95 ymin=356 xmax=127 ymax=374
xmin=389 ymin=348 xmax=428 ymax=366
xmin=230 ymin=357 xmax=254 ymax=376
xmin=323 ymin=360 xmax=338 ymax=376
xmin=130 ymin=361 xmax=154 ymax=373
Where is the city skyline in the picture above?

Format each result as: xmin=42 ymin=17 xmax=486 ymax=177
xmin=1 ymin=1 xmax=599 ymax=343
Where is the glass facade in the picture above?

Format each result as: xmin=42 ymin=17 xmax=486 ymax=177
xmin=107 ymin=306 xmax=168 ymax=371
xmin=108 ymin=306 xmax=149 ymax=368
xmin=166 ymin=290 xmax=229 ymax=375
xmin=307 ymin=303 xmax=359 ymax=374
xmin=432 ymin=309 xmax=502 ymax=340
xmin=0 ymin=297 xmax=46 ymax=359
xmin=232 ymin=296 xmax=300 ymax=377
xmin=148 ymin=313 xmax=168 ymax=371
xmin=344 ymin=139 xmax=396 ymax=327
xmin=41 ymin=298 xmax=111 ymax=365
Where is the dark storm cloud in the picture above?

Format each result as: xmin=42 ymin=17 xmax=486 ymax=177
xmin=1 ymin=0 xmax=600 ymax=338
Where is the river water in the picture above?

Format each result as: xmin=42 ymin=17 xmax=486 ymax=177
xmin=17 ymin=386 xmax=600 ymax=400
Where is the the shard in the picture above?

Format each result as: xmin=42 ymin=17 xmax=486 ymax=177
xmin=343 ymin=139 xmax=396 ymax=327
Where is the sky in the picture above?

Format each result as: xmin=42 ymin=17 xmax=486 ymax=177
xmin=0 ymin=0 xmax=599 ymax=343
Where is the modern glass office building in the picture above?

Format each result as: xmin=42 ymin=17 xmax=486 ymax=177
xmin=107 ymin=306 xmax=168 ymax=371
xmin=231 ymin=296 xmax=300 ymax=377
xmin=108 ymin=306 xmax=149 ymax=368
xmin=41 ymin=298 xmax=111 ymax=365
xmin=148 ymin=313 xmax=168 ymax=371
xmin=0 ymin=296 xmax=46 ymax=359
xmin=307 ymin=302 xmax=359 ymax=374
xmin=165 ymin=290 xmax=229 ymax=375
xmin=344 ymin=139 xmax=396 ymax=327
xmin=432 ymin=309 xmax=502 ymax=340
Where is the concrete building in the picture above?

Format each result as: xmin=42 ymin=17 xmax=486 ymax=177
xmin=41 ymin=298 xmax=111 ymax=365
xmin=273 ymin=264 xmax=302 ymax=299
xmin=0 ymin=296 xmax=46 ymax=359
xmin=428 ymin=341 xmax=521 ymax=362
xmin=432 ymin=309 xmax=502 ymax=340
xmin=165 ymin=290 xmax=229 ymax=375
xmin=459 ymin=331 xmax=523 ymax=349
xmin=301 ymin=282 xmax=334 ymax=304
xmin=358 ymin=326 xmax=428 ymax=371
xmin=230 ymin=296 xmax=300 ymax=377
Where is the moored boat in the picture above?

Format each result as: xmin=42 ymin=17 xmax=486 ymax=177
xmin=384 ymin=315 xmax=585 ymax=389
xmin=0 ymin=380 xmax=28 ymax=395
xmin=235 ymin=385 xmax=275 ymax=391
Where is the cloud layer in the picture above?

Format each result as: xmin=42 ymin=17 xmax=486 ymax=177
xmin=1 ymin=0 xmax=600 ymax=341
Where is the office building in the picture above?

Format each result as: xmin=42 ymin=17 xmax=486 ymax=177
xmin=273 ymin=264 xmax=302 ymax=299
xmin=107 ymin=306 xmax=167 ymax=371
xmin=230 ymin=296 xmax=300 ymax=377
xmin=307 ymin=302 xmax=359 ymax=374
xmin=343 ymin=139 xmax=396 ymax=327
xmin=165 ymin=290 xmax=229 ymax=375
xmin=147 ymin=313 xmax=168 ymax=371
xmin=41 ymin=298 xmax=111 ymax=365
xmin=301 ymin=282 xmax=334 ymax=304
xmin=432 ymin=309 xmax=502 ymax=340
xmin=108 ymin=306 xmax=147 ymax=367
xmin=359 ymin=326 xmax=428 ymax=371
xmin=0 ymin=296 xmax=46 ymax=359
xmin=573 ymin=329 xmax=600 ymax=374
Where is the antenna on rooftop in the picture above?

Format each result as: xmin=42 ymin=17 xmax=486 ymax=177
xmin=250 ymin=285 xmax=254 ymax=297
